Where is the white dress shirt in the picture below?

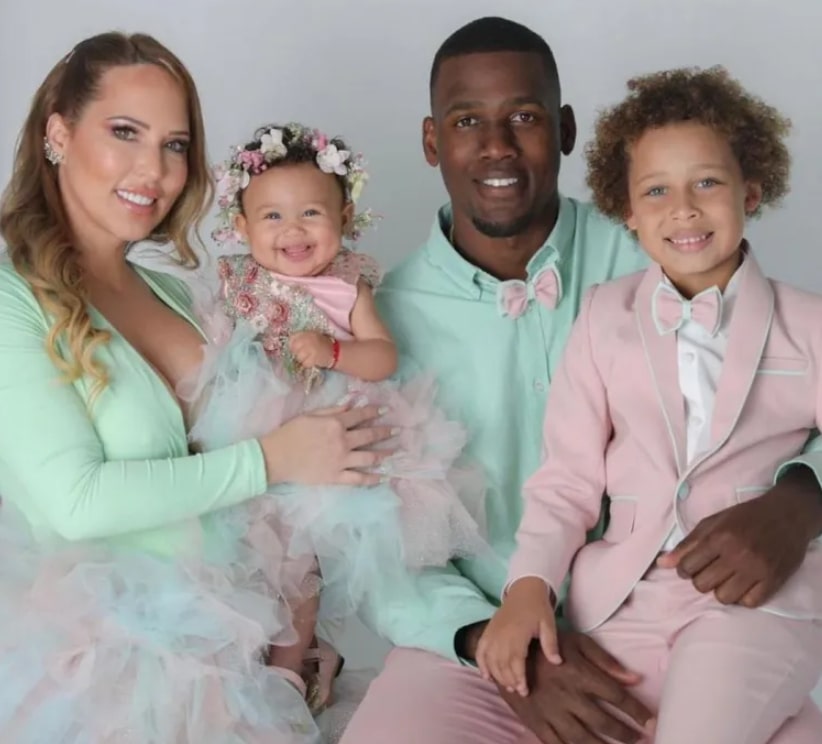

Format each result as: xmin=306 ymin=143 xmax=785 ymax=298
xmin=662 ymin=266 xmax=742 ymax=550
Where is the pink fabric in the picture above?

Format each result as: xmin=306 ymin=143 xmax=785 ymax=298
xmin=281 ymin=250 xmax=381 ymax=338
xmin=498 ymin=265 xmax=561 ymax=318
xmin=278 ymin=275 xmax=356 ymax=340
xmin=217 ymin=249 xmax=381 ymax=341
xmin=508 ymin=255 xmax=822 ymax=630
xmin=338 ymin=647 xmax=532 ymax=744
xmin=652 ymin=282 xmax=722 ymax=336
xmin=338 ymin=645 xmax=821 ymax=744
xmin=589 ymin=568 xmax=822 ymax=744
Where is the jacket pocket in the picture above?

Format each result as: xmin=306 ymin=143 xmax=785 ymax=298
xmin=756 ymin=357 xmax=808 ymax=376
xmin=602 ymin=497 xmax=637 ymax=543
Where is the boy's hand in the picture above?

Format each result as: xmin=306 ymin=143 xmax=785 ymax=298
xmin=476 ymin=576 xmax=560 ymax=696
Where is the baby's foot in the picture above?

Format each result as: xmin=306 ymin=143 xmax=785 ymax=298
xmin=263 ymin=645 xmax=308 ymax=697
xmin=302 ymin=637 xmax=344 ymax=715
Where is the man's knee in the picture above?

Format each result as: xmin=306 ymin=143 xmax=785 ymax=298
xmin=339 ymin=647 xmax=522 ymax=744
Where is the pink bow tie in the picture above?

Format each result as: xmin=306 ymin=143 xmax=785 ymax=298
xmin=497 ymin=266 xmax=562 ymax=319
xmin=652 ymin=282 xmax=723 ymax=336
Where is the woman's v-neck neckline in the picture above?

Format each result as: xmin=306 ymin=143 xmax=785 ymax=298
xmin=88 ymin=263 xmax=205 ymax=424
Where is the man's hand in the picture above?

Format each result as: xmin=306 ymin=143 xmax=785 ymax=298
xmin=459 ymin=623 xmax=654 ymax=744
xmin=657 ymin=466 xmax=822 ymax=606
xmin=501 ymin=632 xmax=653 ymax=744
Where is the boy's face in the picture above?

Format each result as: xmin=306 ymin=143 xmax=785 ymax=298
xmin=424 ymin=51 xmax=575 ymax=239
xmin=625 ymin=121 xmax=762 ymax=297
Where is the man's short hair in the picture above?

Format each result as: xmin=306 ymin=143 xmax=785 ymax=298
xmin=430 ymin=17 xmax=560 ymax=99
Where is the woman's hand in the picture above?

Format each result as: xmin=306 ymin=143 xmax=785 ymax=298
xmin=259 ymin=404 xmax=395 ymax=486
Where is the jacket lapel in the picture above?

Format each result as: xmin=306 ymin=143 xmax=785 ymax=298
xmin=704 ymin=253 xmax=774 ymax=459
xmin=635 ymin=264 xmax=688 ymax=476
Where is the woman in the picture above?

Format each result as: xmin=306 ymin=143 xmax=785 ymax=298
xmin=0 ymin=31 xmax=390 ymax=743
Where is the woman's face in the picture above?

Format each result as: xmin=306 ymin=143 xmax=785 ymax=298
xmin=47 ymin=63 xmax=191 ymax=253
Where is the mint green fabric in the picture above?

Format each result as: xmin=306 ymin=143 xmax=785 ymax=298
xmin=362 ymin=197 xmax=649 ymax=661
xmin=0 ymin=258 xmax=267 ymax=556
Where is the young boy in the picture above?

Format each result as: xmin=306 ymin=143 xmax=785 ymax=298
xmin=478 ymin=66 xmax=822 ymax=744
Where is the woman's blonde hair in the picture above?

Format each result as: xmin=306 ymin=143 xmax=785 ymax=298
xmin=0 ymin=32 xmax=212 ymax=395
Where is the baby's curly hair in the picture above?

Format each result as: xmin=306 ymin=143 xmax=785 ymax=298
xmin=585 ymin=66 xmax=791 ymax=221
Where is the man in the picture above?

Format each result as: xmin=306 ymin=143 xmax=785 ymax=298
xmin=341 ymin=17 xmax=822 ymax=744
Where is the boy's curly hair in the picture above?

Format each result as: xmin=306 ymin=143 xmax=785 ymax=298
xmin=585 ymin=66 xmax=791 ymax=221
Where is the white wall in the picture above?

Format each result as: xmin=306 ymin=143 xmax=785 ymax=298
xmin=2 ymin=0 xmax=821 ymax=284
xmin=2 ymin=0 xmax=821 ymax=705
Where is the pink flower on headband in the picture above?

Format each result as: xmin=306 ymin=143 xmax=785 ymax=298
xmin=215 ymin=167 xmax=244 ymax=209
xmin=237 ymin=150 xmax=265 ymax=172
xmin=311 ymin=131 xmax=329 ymax=150
xmin=213 ymin=225 xmax=242 ymax=245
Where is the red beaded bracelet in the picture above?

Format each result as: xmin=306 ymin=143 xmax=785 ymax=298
xmin=328 ymin=337 xmax=341 ymax=369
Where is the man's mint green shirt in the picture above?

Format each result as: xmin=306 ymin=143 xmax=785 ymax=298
xmin=364 ymin=196 xmax=649 ymax=660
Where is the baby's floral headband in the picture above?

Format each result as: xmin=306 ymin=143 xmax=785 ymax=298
xmin=211 ymin=122 xmax=376 ymax=246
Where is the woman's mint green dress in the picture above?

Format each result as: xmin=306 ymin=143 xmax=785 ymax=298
xmin=0 ymin=257 xmax=319 ymax=743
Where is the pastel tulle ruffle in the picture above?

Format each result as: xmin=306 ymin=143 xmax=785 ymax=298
xmin=0 ymin=502 xmax=321 ymax=743
xmin=181 ymin=311 xmax=488 ymax=623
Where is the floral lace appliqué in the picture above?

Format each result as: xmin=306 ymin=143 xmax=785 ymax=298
xmin=218 ymin=255 xmax=332 ymax=389
xmin=217 ymin=250 xmax=384 ymax=389
xmin=325 ymin=250 xmax=382 ymax=288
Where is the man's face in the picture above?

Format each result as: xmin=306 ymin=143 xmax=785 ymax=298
xmin=424 ymin=51 xmax=575 ymax=238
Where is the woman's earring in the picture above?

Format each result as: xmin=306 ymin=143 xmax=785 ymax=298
xmin=43 ymin=137 xmax=64 ymax=166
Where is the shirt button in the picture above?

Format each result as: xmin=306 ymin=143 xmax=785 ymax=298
xmin=683 ymin=351 xmax=696 ymax=364
xmin=534 ymin=380 xmax=546 ymax=393
xmin=677 ymin=482 xmax=691 ymax=500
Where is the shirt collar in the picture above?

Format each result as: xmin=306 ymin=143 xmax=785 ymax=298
xmin=661 ymin=252 xmax=744 ymax=334
xmin=423 ymin=195 xmax=576 ymax=299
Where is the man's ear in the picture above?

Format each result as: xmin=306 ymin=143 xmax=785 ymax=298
xmin=422 ymin=116 xmax=440 ymax=167
xmin=559 ymin=104 xmax=577 ymax=157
